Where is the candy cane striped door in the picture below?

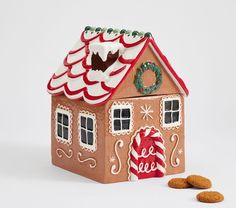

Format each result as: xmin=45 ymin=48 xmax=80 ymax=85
xmin=129 ymin=127 xmax=166 ymax=181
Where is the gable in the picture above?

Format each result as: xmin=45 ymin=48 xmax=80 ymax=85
xmin=112 ymin=44 xmax=180 ymax=99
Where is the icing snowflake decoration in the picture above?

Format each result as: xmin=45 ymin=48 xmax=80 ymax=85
xmin=140 ymin=104 xmax=154 ymax=120
xmin=47 ymin=26 xmax=189 ymax=105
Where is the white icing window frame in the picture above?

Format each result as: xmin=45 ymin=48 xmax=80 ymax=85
xmin=55 ymin=105 xmax=72 ymax=145
xmin=78 ymin=110 xmax=97 ymax=152
xmin=109 ymin=102 xmax=134 ymax=136
xmin=161 ymin=96 xmax=182 ymax=129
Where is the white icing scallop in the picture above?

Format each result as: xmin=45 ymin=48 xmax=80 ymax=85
xmin=122 ymin=41 xmax=146 ymax=60
xmin=87 ymin=82 xmax=110 ymax=96
xmin=83 ymin=30 xmax=101 ymax=41
xmin=101 ymin=31 xmax=121 ymax=41
xmin=50 ymin=74 xmax=67 ymax=88
xmin=67 ymin=76 xmax=86 ymax=91
xmin=54 ymin=64 xmax=68 ymax=76
xmin=67 ymin=48 xmax=86 ymax=64
xmin=70 ymin=40 xmax=85 ymax=52
xmin=70 ymin=62 xmax=86 ymax=76
xmin=122 ymin=34 xmax=144 ymax=45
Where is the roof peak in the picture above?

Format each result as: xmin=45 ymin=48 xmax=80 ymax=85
xmin=84 ymin=26 xmax=152 ymax=38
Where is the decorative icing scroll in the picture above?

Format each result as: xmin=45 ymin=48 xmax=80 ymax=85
xmin=56 ymin=148 xmax=73 ymax=158
xmin=77 ymin=152 xmax=97 ymax=168
xmin=170 ymin=134 xmax=180 ymax=167
xmin=140 ymin=104 xmax=153 ymax=120
xmin=110 ymin=139 xmax=124 ymax=175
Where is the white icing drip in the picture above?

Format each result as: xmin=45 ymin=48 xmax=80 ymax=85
xmin=89 ymin=42 xmax=124 ymax=62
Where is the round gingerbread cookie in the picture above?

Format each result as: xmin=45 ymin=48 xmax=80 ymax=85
xmin=187 ymin=175 xmax=212 ymax=189
xmin=168 ymin=178 xmax=192 ymax=189
xmin=197 ymin=191 xmax=224 ymax=203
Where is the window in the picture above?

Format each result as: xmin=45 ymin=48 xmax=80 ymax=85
xmin=162 ymin=97 xmax=181 ymax=128
xmin=55 ymin=106 xmax=72 ymax=144
xmin=79 ymin=111 xmax=96 ymax=152
xmin=110 ymin=103 xmax=133 ymax=134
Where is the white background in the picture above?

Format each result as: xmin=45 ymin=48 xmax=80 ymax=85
xmin=0 ymin=0 xmax=235 ymax=207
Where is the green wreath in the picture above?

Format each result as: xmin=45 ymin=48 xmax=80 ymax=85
xmin=134 ymin=62 xmax=162 ymax=95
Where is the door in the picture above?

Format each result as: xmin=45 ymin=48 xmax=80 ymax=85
xmin=129 ymin=126 xmax=166 ymax=181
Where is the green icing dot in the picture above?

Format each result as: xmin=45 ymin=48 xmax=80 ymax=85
xmin=144 ymin=32 xmax=152 ymax=37
xmin=84 ymin=26 xmax=91 ymax=31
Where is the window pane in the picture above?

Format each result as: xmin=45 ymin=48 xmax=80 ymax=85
xmin=87 ymin=131 xmax=93 ymax=145
xmin=121 ymin=108 xmax=130 ymax=118
xmin=165 ymin=101 xmax=171 ymax=111
xmin=122 ymin=119 xmax=130 ymax=130
xmin=173 ymin=111 xmax=179 ymax=122
xmin=113 ymin=109 xmax=120 ymax=118
xmin=87 ymin=118 xmax=93 ymax=131
xmin=81 ymin=129 xmax=87 ymax=144
xmin=63 ymin=127 xmax=68 ymax=140
xmin=63 ymin=114 xmax=69 ymax=126
xmin=81 ymin=116 xmax=86 ymax=128
xmin=57 ymin=113 xmax=62 ymax=124
xmin=57 ymin=124 xmax=62 ymax=137
xmin=113 ymin=119 xmax=121 ymax=131
xmin=172 ymin=100 xmax=179 ymax=111
xmin=165 ymin=112 xmax=172 ymax=124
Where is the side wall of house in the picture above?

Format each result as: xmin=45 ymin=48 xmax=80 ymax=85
xmin=103 ymin=95 xmax=185 ymax=183
xmin=51 ymin=95 xmax=106 ymax=183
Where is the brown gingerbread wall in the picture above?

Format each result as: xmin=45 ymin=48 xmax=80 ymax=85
xmin=103 ymin=95 xmax=185 ymax=183
xmin=51 ymin=95 xmax=106 ymax=183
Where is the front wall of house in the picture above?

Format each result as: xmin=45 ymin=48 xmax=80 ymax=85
xmin=112 ymin=45 xmax=180 ymax=99
xmin=104 ymin=95 xmax=185 ymax=183
xmin=51 ymin=95 xmax=106 ymax=183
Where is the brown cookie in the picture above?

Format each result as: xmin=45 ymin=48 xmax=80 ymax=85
xmin=168 ymin=178 xmax=192 ymax=189
xmin=187 ymin=175 xmax=212 ymax=189
xmin=197 ymin=191 xmax=224 ymax=203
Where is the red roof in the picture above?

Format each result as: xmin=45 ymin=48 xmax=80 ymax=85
xmin=47 ymin=27 xmax=189 ymax=105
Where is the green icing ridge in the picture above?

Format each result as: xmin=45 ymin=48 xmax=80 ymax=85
xmin=84 ymin=26 xmax=152 ymax=37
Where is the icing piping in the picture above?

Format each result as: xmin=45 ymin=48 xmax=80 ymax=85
xmin=56 ymin=148 xmax=73 ymax=158
xmin=77 ymin=152 xmax=97 ymax=168
xmin=110 ymin=139 xmax=124 ymax=175
xmin=170 ymin=134 xmax=180 ymax=167
xmin=140 ymin=104 xmax=153 ymax=120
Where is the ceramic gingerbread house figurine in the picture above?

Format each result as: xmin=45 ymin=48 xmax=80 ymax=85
xmin=47 ymin=26 xmax=189 ymax=183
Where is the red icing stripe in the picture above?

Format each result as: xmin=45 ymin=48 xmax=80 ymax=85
xmin=83 ymin=72 xmax=99 ymax=85
xmin=120 ymin=36 xmax=148 ymax=48
xmin=83 ymin=89 xmax=110 ymax=100
xmin=81 ymin=31 xmax=101 ymax=43
xmin=101 ymin=82 xmax=114 ymax=92
xmin=67 ymin=67 xmax=86 ymax=78
xmin=82 ymin=56 xmax=92 ymax=70
xmin=69 ymin=45 xmax=86 ymax=55
xmin=63 ymin=55 xmax=85 ymax=67
xmin=118 ymin=56 xmax=134 ymax=64
xmin=52 ymin=70 xmax=67 ymax=79
xmin=109 ymin=66 xmax=126 ymax=76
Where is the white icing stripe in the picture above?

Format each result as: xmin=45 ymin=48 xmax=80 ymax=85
xmin=135 ymin=133 xmax=141 ymax=146
xmin=150 ymin=132 xmax=161 ymax=138
xmin=130 ymin=173 xmax=138 ymax=181
xmin=156 ymin=162 xmax=166 ymax=173
xmin=144 ymin=128 xmax=151 ymax=137
xmin=130 ymin=160 xmax=138 ymax=171
xmin=156 ymin=151 xmax=165 ymax=162
xmin=131 ymin=149 xmax=139 ymax=160
xmin=154 ymin=141 xmax=165 ymax=150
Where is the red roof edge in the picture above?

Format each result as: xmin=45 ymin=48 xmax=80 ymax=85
xmin=149 ymin=38 xmax=189 ymax=96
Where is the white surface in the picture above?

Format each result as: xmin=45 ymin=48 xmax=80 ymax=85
xmin=0 ymin=0 xmax=235 ymax=207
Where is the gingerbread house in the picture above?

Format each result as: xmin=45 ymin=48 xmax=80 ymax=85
xmin=47 ymin=26 xmax=189 ymax=183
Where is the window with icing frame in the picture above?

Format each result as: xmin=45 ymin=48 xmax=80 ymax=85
xmin=162 ymin=97 xmax=181 ymax=128
xmin=111 ymin=103 xmax=133 ymax=134
xmin=56 ymin=107 xmax=71 ymax=143
xmin=78 ymin=112 xmax=96 ymax=151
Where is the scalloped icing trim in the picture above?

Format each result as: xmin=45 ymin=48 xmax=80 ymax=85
xmin=109 ymin=101 xmax=134 ymax=136
xmin=78 ymin=110 xmax=97 ymax=153
xmin=160 ymin=95 xmax=182 ymax=130
xmin=55 ymin=104 xmax=73 ymax=145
